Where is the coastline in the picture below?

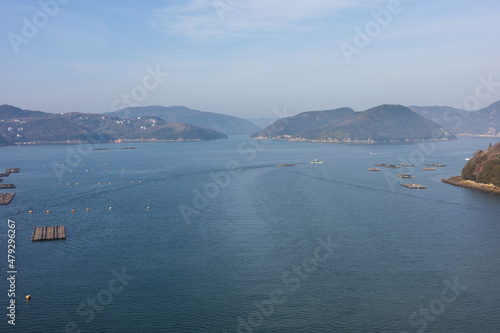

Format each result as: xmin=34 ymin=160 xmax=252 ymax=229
xmin=251 ymin=136 xmax=456 ymax=144
xmin=442 ymin=176 xmax=500 ymax=194
xmin=0 ymin=138 xmax=223 ymax=147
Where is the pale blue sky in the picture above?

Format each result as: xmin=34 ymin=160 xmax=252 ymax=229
xmin=1 ymin=0 xmax=500 ymax=118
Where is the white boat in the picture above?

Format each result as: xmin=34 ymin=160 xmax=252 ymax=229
xmin=465 ymin=158 xmax=470 ymax=161
xmin=311 ymin=159 xmax=325 ymax=164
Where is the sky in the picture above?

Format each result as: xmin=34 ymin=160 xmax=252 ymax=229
xmin=1 ymin=0 xmax=500 ymax=119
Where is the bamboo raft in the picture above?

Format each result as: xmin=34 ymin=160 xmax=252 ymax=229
xmin=427 ymin=164 xmax=447 ymax=167
xmin=32 ymin=226 xmax=66 ymax=242
xmin=276 ymin=164 xmax=296 ymax=167
xmin=5 ymin=168 xmax=19 ymax=173
xmin=401 ymin=183 xmax=427 ymax=189
xmin=422 ymin=167 xmax=436 ymax=171
xmin=399 ymin=164 xmax=415 ymax=167
xmin=368 ymin=168 xmax=382 ymax=171
xmin=0 ymin=193 xmax=15 ymax=205
xmin=0 ymin=184 xmax=15 ymax=189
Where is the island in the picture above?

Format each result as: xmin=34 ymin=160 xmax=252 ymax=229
xmin=250 ymin=104 xmax=456 ymax=143
xmin=442 ymin=142 xmax=500 ymax=194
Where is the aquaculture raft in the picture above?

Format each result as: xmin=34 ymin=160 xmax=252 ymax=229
xmin=0 ymin=184 xmax=15 ymax=189
xmin=31 ymin=226 xmax=66 ymax=242
xmin=5 ymin=168 xmax=20 ymax=173
xmin=0 ymin=193 xmax=15 ymax=205
xmin=373 ymin=164 xmax=402 ymax=169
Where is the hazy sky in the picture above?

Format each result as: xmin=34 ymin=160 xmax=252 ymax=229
xmin=1 ymin=0 xmax=500 ymax=118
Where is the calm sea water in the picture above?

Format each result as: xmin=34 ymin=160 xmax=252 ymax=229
xmin=1 ymin=137 xmax=499 ymax=333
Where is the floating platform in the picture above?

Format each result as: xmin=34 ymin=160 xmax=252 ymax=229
xmin=276 ymin=164 xmax=296 ymax=167
xmin=5 ymin=168 xmax=20 ymax=173
xmin=422 ymin=167 xmax=436 ymax=171
xmin=398 ymin=174 xmax=415 ymax=178
xmin=31 ymin=226 xmax=66 ymax=242
xmin=0 ymin=174 xmax=9 ymax=177
xmin=427 ymin=164 xmax=447 ymax=167
xmin=368 ymin=168 xmax=382 ymax=171
xmin=401 ymin=183 xmax=427 ymax=189
xmin=374 ymin=164 xmax=401 ymax=169
xmin=0 ymin=184 xmax=15 ymax=189
xmin=0 ymin=193 xmax=15 ymax=205
xmin=399 ymin=164 xmax=415 ymax=167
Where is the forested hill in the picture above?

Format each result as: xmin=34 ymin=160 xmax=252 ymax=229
xmin=0 ymin=105 xmax=227 ymax=145
xmin=251 ymin=105 xmax=456 ymax=143
xmin=461 ymin=142 xmax=500 ymax=187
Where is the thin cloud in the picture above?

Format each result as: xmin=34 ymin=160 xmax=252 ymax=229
xmin=154 ymin=0 xmax=368 ymax=39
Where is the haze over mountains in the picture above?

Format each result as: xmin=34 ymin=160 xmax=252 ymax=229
xmin=106 ymin=106 xmax=260 ymax=135
xmin=409 ymin=100 xmax=500 ymax=136
xmin=1 ymin=99 xmax=499 ymax=145
xmin=0 ymin=105 xmax=227 ymax=145
xmin=251 ymin=105 xmax=456 ymax=143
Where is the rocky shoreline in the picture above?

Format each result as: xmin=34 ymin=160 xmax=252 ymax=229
xmin=442 ymin=176 xmax=500 ymax=194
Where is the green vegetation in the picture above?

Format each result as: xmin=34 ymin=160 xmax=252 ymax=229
xmin=105 ymin=105 xmax=261 ymax=135
xmin=0 ymin=105 xmax=227 ymax=145
xmin=461 ymin=142 xmax=500 ymax=186
xmin=251 ymin=105 xmax=456 ymax=142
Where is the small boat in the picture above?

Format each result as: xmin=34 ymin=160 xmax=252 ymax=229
xmin=465 ymin=158 xmax=470 ymax=161
xmin=311 ymin=159 xmax=325 ymax=164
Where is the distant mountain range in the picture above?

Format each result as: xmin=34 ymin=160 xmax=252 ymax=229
xmin=0 ymin=105 xmax=227 ymax=145
xmin=105 ymin=106 xmax=261 ymax=135
xmin=409 ymin=100 xmax=500 ymax=136
xmin=251 ymin=105 xmax=456 ymax=143
xmin=2 ymin=99 xmax=498 ymax=146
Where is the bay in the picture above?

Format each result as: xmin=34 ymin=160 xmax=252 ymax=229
xmin=1 ymin=137 xmax=499 ymax=332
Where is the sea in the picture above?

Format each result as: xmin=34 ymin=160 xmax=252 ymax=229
xmin=1 ymin=136 xmax=499 ymax=333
